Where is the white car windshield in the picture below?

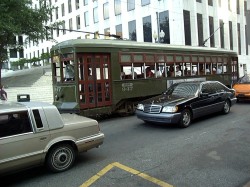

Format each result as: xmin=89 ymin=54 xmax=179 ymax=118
xmin=238 ymin=74 xmax=250 ymax=83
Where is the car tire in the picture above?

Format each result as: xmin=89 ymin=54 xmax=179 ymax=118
xmin=179 ymin=109 xmax=192 ymax=128
xmin=46 ymin=144 xmax=76 ymax=173
xmin=222 ymin=100 xmax=230 ymax=114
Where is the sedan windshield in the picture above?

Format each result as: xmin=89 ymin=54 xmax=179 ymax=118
xmin=238 ymin=74 xmax=250 ymax=83
xmin=166 ymin=83 xmax=199 ymax=97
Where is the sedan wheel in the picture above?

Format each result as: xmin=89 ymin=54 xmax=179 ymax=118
xmin=46 ymin=144 xmax=75 ymax=172
xmin=179 ymin=109 xmax=191 ymax=128
xmin=222 ymin=100 xmax=230 ymax=114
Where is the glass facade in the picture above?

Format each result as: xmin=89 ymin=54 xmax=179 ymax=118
xmin=229 ymin=21 xmax=233 ymax=50
xmin=183 ymin=10 xmax=191 ymax=46
xmin=127 ymin=0 xmax=135 ymax=11
xmin=220 ymin=19 xmax=224 ymax=48
xmin=114 ymin=0 xmax=121 ymax=15
xmin=84 ymin=11 xmax=89 ymax=26
xmin=197 ymin=13 xmax=203 ymax=46
xmin=143 ymin=16 xmax=152 ymax=42
xmin=159 ymin=11 xmax=170 ymax=44
xmin=209 ymin=16 xmax=214 ymax=47
xmin=128 ymin=20 xmax=136 ymax=41
xmin=141 ymin=0 xmax=150 ymax=6
xmin=93 ymin=7 xmax=99 ymax=23
xmin=116 ymin=24 xmax=122 ymax=38
xmin=238 ymin=23 xmax=241 ymax=55
xmin=103 ymin=2 xmax=109 ymax=20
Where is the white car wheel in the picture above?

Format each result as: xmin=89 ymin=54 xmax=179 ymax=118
xmin=46 ymin=144 xmax=76 ymax=172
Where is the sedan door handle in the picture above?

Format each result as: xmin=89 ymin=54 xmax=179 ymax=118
xmin=40 ymin=137 xmax=47 ymax=141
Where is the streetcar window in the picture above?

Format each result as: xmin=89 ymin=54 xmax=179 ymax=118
xmin=52 ymin=56 xmax=61 ymax=83
xmin=63 ymin=60 xmax=75 ymax=81
xmin=78 ymin=57 xmax=85 ymax=81
xmin=223 ymin=58 xmax=228 ymax=73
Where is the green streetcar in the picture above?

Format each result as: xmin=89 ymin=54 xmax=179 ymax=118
xmin=51 ymin=39 xmax=238 ymax=117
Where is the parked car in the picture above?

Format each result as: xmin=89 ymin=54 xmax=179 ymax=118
xmin=232 ymin=74 xmax=250 ymax=101
xmin=136 ymin=81 xmax=237 ymax=128
xmin=0 ymin=100 xmax=104 ymax=175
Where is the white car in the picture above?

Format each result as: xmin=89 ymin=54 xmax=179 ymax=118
xmin=0 ymin=100 xmax=104 ymax=175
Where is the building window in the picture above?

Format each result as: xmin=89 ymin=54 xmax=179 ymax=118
xmin=196 ymin=0 xmax=201 ymax=3
xmin=84 ymin=11 xmax=89 ymax=26
xmin=62 ymin=21 xmax=66 ymax=35
xmin=75 ymin=0 xmax=79 ymax=10
xmin=237 ymin=0 xmax=240 ymax=14
xmin=245 ymin=25 xmax=248 ymax=55
xmin=55 ymin=7 xmax=58 ymax=19
xmin=197 ymin=13 xmax=204 ymax=46
xmin=159 ymin=10 xmax=170 ymax=44
xmin=209 ymin=16 xmax=215 ymax=47
xmin=19 ymin=48 xmax=24 ymax=58
xmin=228 ymin=0 xmax=231 ymax=11
xmin=18 ymin=36 xmax=23 ymax=45
xmin=69 ymin=18 xmax=73 ymax=31
xmin=114 ymin=0 xmax=121 ymax=16
xmin=68 ymin=0 xmax=72 ymax=13
xmin=103 ymin=2 xmax=109 ymax=20
xmin=128 ymin=0 xmax=135 ymax=11
xmin=93 ymin=7 xmax=98 ymax=23
xmin=61 ymin=4 xmax=65 ymax=17
xmin=183 ymin=10 xmax=191 ymax=46
xmin=76 ymin=15 xmax=81 ymax=30
xmin=238 ymin=23 xmax=241 ymax=55
xmin=128 ymin=20 xmax=136 ymax=41
xmin=208 ymin=0 xmax=213 ymax=6
xmin=116 ymin=24 xmax=122 ymax=38
xmin=141 ymin=0 xmax=150 ymax=6
xmin=229 ymin=21 xmax=233 ymax=50
xmin=220 ymin=19 xmax=224 ymax=48
xmin=143 ymin=16 xmax=152 ymax=42
xmin=10 ymin=49 xmax=17 ymax=58
xmin=84 ymin=0 xmax=88 ymax=6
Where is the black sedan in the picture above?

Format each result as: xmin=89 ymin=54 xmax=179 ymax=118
xmin=136 ymin=81 xmax=237 ymax=128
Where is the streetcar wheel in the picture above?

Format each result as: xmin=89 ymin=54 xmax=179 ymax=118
xmin=179 ymin=109 xmax=192 ymax=128
xmin=222 ymin=100 xmax=230 ymax=114
xmin=46 ymin=144 xmax=76 ymax=173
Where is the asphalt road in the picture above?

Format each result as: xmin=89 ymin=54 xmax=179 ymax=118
xmin=2 ymin=102 xmax=250 ymax=187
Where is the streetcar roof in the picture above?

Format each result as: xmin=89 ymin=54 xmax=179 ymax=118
xmin=51 ymin=39 xmax=237 ymax=56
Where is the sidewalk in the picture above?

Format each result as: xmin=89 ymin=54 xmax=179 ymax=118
xmin=1 ymin=66 xmax=53 ymax=103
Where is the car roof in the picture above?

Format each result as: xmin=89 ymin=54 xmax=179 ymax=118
xmin=176 ymin=81 xmax=218 ymax=85
xmin=0 ymin=101 xmax=55 ymax=114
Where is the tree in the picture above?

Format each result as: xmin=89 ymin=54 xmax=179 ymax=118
xmin=0 ymin=0 xmax=54 ymax=84
xmin=40 ymin=52 xmax=50 ymax=65
xmin=11 ymin=58 xmax=28 ymax=70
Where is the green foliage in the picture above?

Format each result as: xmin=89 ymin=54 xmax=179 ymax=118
xmin=0 ymin=0 xmax=55 ymax=83
xmin=11 ymin=58 xmax=28 ymax=69
xmin=40 ymin=52 xmax=50 ymax=60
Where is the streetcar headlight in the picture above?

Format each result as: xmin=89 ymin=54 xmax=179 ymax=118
xmin=162 ymin=106 xmax=178 ymax=113
xmin=137 ymin=104 xmax=144 ymax=111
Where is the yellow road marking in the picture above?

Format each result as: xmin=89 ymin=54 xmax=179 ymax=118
xmin=80 ymin=162 xmax=173 ymax=187
xmin=80 ymin=164 xmax=113 ymax=187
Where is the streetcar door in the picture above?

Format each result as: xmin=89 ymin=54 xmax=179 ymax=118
xmin=77 ymin=53 xmax=112 ymax=109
